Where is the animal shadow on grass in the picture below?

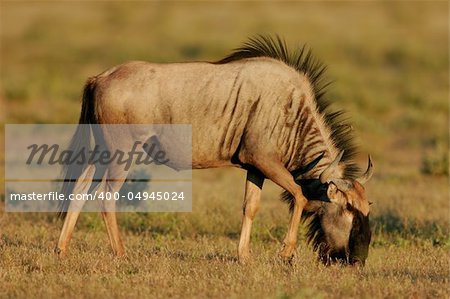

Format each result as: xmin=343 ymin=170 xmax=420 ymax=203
xmin=153 ymin=246 xmax=238 ymax=263
xmin=371 ymin=210 xmax=448 ymax=246
xmin=203 ymin=252 xmax=239 ymax=263
xmin=378 ymin=268 xmax=447 ymax=283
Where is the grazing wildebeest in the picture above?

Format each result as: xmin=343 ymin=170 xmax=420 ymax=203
xmin=56 ymin=36 xmax=374 ymax=266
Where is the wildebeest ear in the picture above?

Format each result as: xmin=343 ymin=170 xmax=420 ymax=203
xmin=326 ymin=182 xmax=338 ymax=197
xmin=326 ymin=182 xmax=347 ymax=206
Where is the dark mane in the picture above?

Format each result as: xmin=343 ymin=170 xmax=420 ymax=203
xmin=302 ymin=210 xmax=331 ymax=263
xmin=217 ymin=35 xmax=360 ymax=179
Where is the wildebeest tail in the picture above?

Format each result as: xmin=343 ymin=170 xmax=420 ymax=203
xmin=57 ymin=77 xmax=98 ymax=219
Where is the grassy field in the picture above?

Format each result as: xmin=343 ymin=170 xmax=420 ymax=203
xmin=1 ymin=2 xmax=449 ymax=298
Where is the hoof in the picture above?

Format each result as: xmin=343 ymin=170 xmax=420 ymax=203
xmin=113 ymin=250 xmax=126 ymax=259
xmin=238 ymin=254 xmax=253 ymax=265
xmin=279 ymin=243 xmax=295 ymax=265
xmin=114 ymin=254 xmax=126 ymax=259
xmin=279 ymin=253 xmax=294 ymax=265
xmin=54 ymin=247 xmax=66 ymax=257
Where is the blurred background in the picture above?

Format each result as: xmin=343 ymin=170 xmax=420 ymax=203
xmin=0 ymin=2 xmax=448 ymax=297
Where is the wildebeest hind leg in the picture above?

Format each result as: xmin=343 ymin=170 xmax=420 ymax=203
xmin=97 ymin=168 xmax=128 ymax=257
xmin=56 ymin=165 xmax=96 ymax=257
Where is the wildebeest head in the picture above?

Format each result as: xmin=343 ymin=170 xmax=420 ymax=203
xmin=297 ymin=151 xmax=374 ymax=266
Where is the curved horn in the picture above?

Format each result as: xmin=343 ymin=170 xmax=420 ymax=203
xmin=319 ymin=150 xmax=344 ymax=184
xmin=356 ymin=155 xmax=374 ymax=184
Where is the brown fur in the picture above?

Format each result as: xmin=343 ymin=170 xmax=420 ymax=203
xmin=56 ymin=36 xmax=373 ymax=265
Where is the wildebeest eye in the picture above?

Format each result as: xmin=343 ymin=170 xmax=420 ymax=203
xmin=346 ymin=202 xmax=354 ymax=211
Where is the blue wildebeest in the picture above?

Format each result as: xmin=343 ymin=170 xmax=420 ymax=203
xmin=56 ymin=36 xmax=374 ymax=266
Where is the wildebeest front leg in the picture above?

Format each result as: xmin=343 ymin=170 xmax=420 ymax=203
xmin=238 ymin=170 xmax=264 ymax=264
xmin=252 ymin=158 xmax=307 ymax=262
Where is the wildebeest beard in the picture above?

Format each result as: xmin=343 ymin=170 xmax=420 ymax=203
xmin=297 ymin=179 xmax=371 ymax=266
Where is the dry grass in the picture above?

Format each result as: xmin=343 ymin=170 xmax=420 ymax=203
xmin=1 ymin=1 xmax=449 ymax=298
xmin=1 ymin=170 xmax=448 ymax=298
xmin=0 ymin=231 xmax=447 ymax=299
